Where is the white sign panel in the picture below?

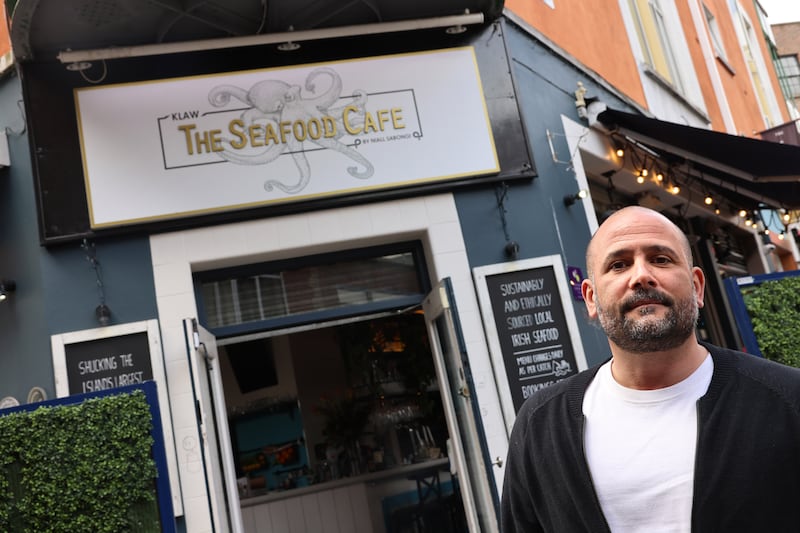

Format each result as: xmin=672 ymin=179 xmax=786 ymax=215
xmin=75 ymin=47 xmax=499 ymax=228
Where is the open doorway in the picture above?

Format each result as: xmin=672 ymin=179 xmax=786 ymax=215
xmin=215 ymin=311 xmax=469 ymax=532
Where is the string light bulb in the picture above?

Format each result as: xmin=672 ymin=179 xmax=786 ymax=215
xmin=636 ymin=175 xmax=645 ymax=184
xmin=669 ymin=184 xmax=681 ymax=195
xmin=655 ymin=171 xmax=664 ymax=182
xmin=704 ymin=194 xmax=713 ymax=205
xmin=783 ymin=211 xmax=791 ymax=223
xmin=739 ymin=209 xmax=748 ymax=218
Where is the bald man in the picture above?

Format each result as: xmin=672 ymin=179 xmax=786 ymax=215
xmin=501 ymin=206 xmax=800 ymax=532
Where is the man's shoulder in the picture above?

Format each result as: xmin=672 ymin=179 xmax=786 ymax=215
xmin=705 ymin=342 xmax=800 ymax=405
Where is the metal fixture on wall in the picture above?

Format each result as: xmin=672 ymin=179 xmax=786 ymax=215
xmin=0 ymin=279 xmax=16 ymax=301
xmin=496 ymin=182 xmax=520 ymax=260
xmin=564 ymin=189 xmax=588 ymax=207
xmin=81 ymin=239 xmax=112 ymax=326
xmin=57 ymin=13 xmax=485 ymax=66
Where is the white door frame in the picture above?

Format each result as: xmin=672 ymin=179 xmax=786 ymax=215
xmin=150 ymin=194 xmax=509 ymax=531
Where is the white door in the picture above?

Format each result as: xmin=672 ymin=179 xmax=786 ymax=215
xmin=183 ymin=318 xmax=244 ymax=533
xmin=422 ymin=279 xmax=499 ymax=533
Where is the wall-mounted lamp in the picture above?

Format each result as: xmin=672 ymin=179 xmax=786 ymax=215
xmin=95 ymin=304 xmax=112 ymax=326
xmin=0 ymin=280 xmax=16 ymax=302
xmin=564 ymin=189 xmax=588 ymax=206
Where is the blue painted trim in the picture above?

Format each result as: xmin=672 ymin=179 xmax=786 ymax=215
xmin=723 ymin=270 xmax=800 ymax=357
xmin=1 ymin=381 xmax=176 ymax=532
xmin=723 ymin=277 xmax=762 ymax=356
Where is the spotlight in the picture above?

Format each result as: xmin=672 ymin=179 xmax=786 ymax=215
xmin=564 ymin=189 xmax=588 ymax=206
xmin=0 ymin=280 xmax=16 ymax=302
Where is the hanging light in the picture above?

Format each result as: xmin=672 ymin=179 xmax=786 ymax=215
xmin=783 ymin=211 xmax=791 ymax=223
xmin=612 ymin=137 xmax=625 ymax=158
xmin=739 ymin=209 xmax=748 ymax=218
xmin=704 ymin=194 xmax=713 ymax=205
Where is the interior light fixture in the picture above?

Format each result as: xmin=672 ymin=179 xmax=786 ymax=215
xmin=564 ymin=189 xmax=588 ymax=206
xmin=0 ymin=280 xmax=16 ymax=302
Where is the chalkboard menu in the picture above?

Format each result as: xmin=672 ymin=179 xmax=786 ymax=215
xmin=484 ymin=265 xmax=579 ymax=413
xmin=64 ymin=332 xmax=154 ymax=395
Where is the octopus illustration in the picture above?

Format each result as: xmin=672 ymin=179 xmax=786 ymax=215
xmin=208 ymin=67 xmax=374 ymax=194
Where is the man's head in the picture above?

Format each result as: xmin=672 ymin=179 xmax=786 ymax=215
xmin=581 ymin=206 xmax=705 ymax=353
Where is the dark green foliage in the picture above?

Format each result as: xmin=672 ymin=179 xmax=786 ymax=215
xmin=742 ymin=276 xmax=800 ymax=368
xmin=0 ymin=390 xmax=159 ymax=532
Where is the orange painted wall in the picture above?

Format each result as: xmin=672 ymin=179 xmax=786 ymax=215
xmin=689 ymin=0 xmax=788 ymax=135
xmin=673 ymin=1 xmax=726 ymax=130
xmin=505 ymin=0 xmax=647 ymax=108
xmin=506 ymin=0 xmax=789 ymax=137
xmin=0 ymin=3 xmax=9 ymax=59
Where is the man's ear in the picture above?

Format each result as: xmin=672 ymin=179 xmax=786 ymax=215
xmin=582 ymin=278 xmax=597 ymax=319
xmin=692 ymin=266 xmax=705 ymax=309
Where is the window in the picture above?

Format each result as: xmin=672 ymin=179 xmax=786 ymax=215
xmin=730 ymin=0 xmax=781 ymax=127
xmin=778 ymin=55 xmax=800 ymax=98
xmin=704 ymin=4 xmax=729 ymax=64
xmin=629 ymin=0 xmax=685 ymax=92
xmin=195 ymin=242 xmax=429 ymax=336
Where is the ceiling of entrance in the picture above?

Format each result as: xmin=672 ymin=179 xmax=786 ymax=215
xmin=9 ymin=0 xmax=504 ymax=62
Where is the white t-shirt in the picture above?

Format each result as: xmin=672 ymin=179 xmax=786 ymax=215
xmin=582 ymin=354 xmax=713 ymax=532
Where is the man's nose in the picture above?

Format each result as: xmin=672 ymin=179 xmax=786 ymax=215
xmin=629 ymin=259 xmax=657 ymax=288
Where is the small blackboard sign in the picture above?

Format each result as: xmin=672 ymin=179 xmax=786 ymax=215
xmin=64 ymin=332 xmax=154 ymax=395
xmin=475 ymin=257 xmax=585 ymax=417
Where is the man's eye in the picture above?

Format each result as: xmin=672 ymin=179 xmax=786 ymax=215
xmin=653 ymin=256 xmax=671 ymax=264
xmin=609 ymin=261 xmax=627 ymax=271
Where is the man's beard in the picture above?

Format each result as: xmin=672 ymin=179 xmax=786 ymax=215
xmin=596 ymin=288 xmax=699 ymax=353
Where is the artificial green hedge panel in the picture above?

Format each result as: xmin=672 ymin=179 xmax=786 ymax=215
xmin=742 ymin=275 xmax=800 ymax=368
xmin=0 ymin=390 xmax=159 ymax=532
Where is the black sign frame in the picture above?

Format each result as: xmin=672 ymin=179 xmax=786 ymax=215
xmin=473 ymin=256 xmax=587 ymax=432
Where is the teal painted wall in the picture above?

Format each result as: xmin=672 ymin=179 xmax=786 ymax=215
xmin=0 ymin=72 xmax=159 ymax=402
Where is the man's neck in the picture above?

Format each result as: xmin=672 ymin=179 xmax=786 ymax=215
xmin=608 ymin=339 xmax=708 ymax=390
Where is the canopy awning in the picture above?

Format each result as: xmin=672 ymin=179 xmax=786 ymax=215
xmin=597 ymin=108 xmax=800 ymax=210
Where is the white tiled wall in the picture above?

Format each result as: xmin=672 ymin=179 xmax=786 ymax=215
xmin=150 ymin=194 xmax=509 ymax=532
